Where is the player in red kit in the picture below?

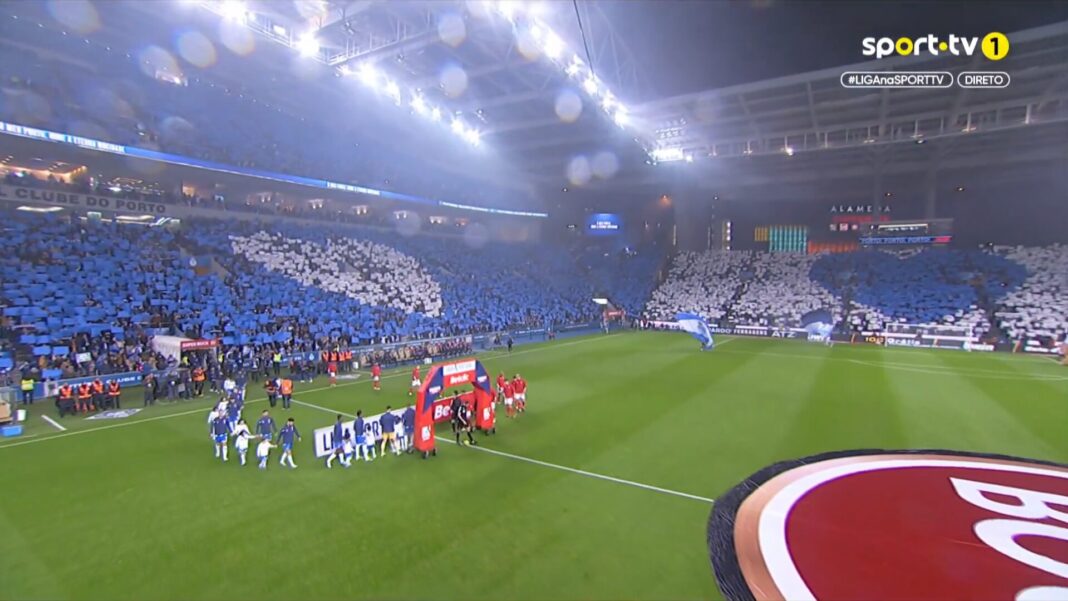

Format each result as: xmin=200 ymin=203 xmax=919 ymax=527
xmin=327 ymin=360 xmax=338 ymax=387
xmin=496 ymin=372 xmax=506 ymax=404
xmin=409 ymin=365 xmax=421 ymax=396
xmin=513 ymin=374 xmax=527 ymax=413
xmin=371 ymin=363 xmax=382 ymax=391
xmin=502 ymin=379 xmax=515 ymax=418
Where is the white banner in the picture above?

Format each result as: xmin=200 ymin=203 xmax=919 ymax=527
xmin=312 ymin=406 xmax=411 ymax=458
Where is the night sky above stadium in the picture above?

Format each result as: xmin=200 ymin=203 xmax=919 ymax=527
xmin=604 ymin=0 xmax=1068 ymax=98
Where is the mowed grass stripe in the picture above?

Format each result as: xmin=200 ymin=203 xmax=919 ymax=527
xmin=0 ymin=333 xmax=625 ymax=451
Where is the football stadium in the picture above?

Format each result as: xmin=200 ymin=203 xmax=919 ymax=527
xmin=1 ymin=2 xmax=1067 ymax=600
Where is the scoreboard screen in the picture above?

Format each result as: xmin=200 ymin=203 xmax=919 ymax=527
xmin=586 ymin=213 xmax=623 ymax=236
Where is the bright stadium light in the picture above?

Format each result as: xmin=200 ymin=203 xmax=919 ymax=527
xmin=496 ymin=0 xmax=518 ymax=20
xmin=565 ymin=58 xmax=582 ymax=76
xmin=542 ymin=32 xmax=563 ymax=59
xmin=784 ymin=146 xmax=795 ymax=156
xmin=463 ymin=128 xmax=481 ymax=146
xmin=529 ymin=23 xmax=545 ymax=42
xmin=384 ymin=80 xmax=401 ymax=103
xmin=296 ymin=33 xmax=319 ymax=57
xmin=613 ymin=108 xmax=629 ymax=127
xmin=357 ymin=63 xmax=379 ymax=86
xmin=338 ymin=65 xmax=351 ymax=76
xmin=451 ymin=118 xmax=465 ymax=133
xmin=583 ymin=77 xmax=598 ymax=95
xmin=271 ymin=24 xmax=287 ymax=37
xmin=218 ymin=0 xmax=248 ymax=22
xmin=429 ymin=107 xmax=442 ymax=122
xmin=651 ymin=147 xmax=684 ymax=162
xmin=410 ymin=95 xmax=427 ymax=114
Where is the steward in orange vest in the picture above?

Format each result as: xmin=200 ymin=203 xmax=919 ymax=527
xmin=265 ymin=379 xmax=279 ymax=408
xmin=57 ymin=383 xmax=75 ymax=417
xmin=76 ymin=382 xmax=92 ymax=412
xmin=280 ymin=378 xmax=294 ymax=410
xmin=91 ymin=378 xmax=105 ymax=409
xmin=107 ymin=380 xmax=121 ymax=409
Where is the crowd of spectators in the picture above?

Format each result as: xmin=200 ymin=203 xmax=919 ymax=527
xmin=992 ymin=244 xmax=1068 ymax=343
xmin=0 ymin=208 xmax=658 ymax=383
xmin=644 ymin=251 xmax=752 ymax=323
xmin=645 ymin=247 xmax=1059 ymax=342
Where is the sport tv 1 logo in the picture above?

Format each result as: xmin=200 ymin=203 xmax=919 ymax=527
xmin=708 ymin=450 xmax=1068 ymax=600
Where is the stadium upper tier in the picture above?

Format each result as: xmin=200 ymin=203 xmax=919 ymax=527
xmin=644 ymin=248 xmax=1066 ymax=342
xmin=0 ymin=26 xmax=520 ymax=209
xmin=0 ymin=209 xmax=662 ymax=369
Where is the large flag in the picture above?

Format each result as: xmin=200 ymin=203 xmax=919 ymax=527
xmin=801 ymin=309 xmax=835 ymax=342
xmin=675 ymin=312 xmax=715 ymax=350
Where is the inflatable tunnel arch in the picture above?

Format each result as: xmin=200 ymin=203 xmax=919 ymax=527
xmin=414 ymin=358 xmax=495 ymax=458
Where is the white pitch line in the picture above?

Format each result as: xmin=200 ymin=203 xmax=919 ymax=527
xmin=294 ymin=394 xmax=714 ymax=505
xmin=0 ymin=333 xmax=622 ymax=451
xmin=41 ymin=415 xmax=67 ymax=431
xmin=439 ymin=436 xmax=715 ymax=504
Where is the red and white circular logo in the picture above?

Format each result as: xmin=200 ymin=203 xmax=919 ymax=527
xmin=709 ymin=451 xmax=1068 ymax=601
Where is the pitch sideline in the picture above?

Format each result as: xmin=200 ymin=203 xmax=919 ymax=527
xmin=0 ymin=333 xmax=622 ymax=451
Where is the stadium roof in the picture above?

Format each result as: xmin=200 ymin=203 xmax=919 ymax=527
xmin=3 ymin=2 xmax=1066 ymax=204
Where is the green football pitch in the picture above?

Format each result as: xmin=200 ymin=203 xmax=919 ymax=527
xmin=2 ymin=332 xmax=1067 ymax=600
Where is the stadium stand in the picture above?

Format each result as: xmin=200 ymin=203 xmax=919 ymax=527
xmin=0 ymin=206 xmax=662 ymax=378
xmin=992 ymin=244 xmax=1068 ymax=342
xmin=644 ymin=251 xmax=750 ymax=323
xmin=643 ymin=247 xmax=1064 ymax=342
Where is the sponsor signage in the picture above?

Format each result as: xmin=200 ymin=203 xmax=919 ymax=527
xmin=0 ymin=184 xmax=168 ymax=215
xmin=709 ymin=450 xmax=1068 ymax=601
xmin=830 ymin=204 xmax=891 ymax=214
xmin=85 ymin=408 xmax=143 ymax=420
xmin=860 ymin=234 xmax=953 ymax=246
xmin=312 ymin=396 xmax=462 ymax=458
xmin=179 ymin=338 xmax=218 ymax=351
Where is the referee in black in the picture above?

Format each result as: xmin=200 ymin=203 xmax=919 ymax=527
xmin=450 ymin=392 xmax=462 ymax=439
xmin=454 ymin=396 xmax=476 ymax=446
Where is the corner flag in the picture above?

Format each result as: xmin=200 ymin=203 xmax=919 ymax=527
xmin=675 ymin=312 xmax=715 ymax=350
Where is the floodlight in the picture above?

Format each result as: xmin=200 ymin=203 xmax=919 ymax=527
xmin=451 ymin=118 xmax=465 ymax=133
xmin=429 ymin=107 xmax=442 ymax=122
xmin=219 ymin=0 xmax=248 ymax=22
xmin=543 ymin=32 xmax=563 ymax=59
xmin=296 ymin=34 xmax=319 ymax=57
xmin=583 ymin=77 xmax=598 ymax=95
xmin=384 ymin=80 xmax=401 ymax=102
xmin=410 ymin=95 xmax=427 ymax=114
xmin=357 ymin=64 xmax=379 ymax=86
xmin=613 ymin=108 xmax=628 ymax=127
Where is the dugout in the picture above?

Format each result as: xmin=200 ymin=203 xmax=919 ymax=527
xmin=413 ymin=358 xmax=495 ymax=459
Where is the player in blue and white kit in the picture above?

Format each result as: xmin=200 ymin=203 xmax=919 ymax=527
xmin=277 ymin=418 xmax=301 ymax=469
xmin=256 ymin=437 xmax=276 ymax=470
xmin=339 ymin=431 xmax=354 ymax=468
xmin=231 ymin=418 xmax=252 ymax=466
xmin=402 ymin=406 xmax=415 ymax=454
xmin=226 ymin=396 xmax=241 ymax=432
xmin=211 ymin=413 xmax=230 ymax=462
xmin=354 ymin=410 xmax=374 ymax=462
xmin=256 ymin=410 xmax=276 ymax=442
xmin=393 ymin=411 xmax=406 ymax=453
xmin=326 ymin=414 xmax=345 ymax=469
